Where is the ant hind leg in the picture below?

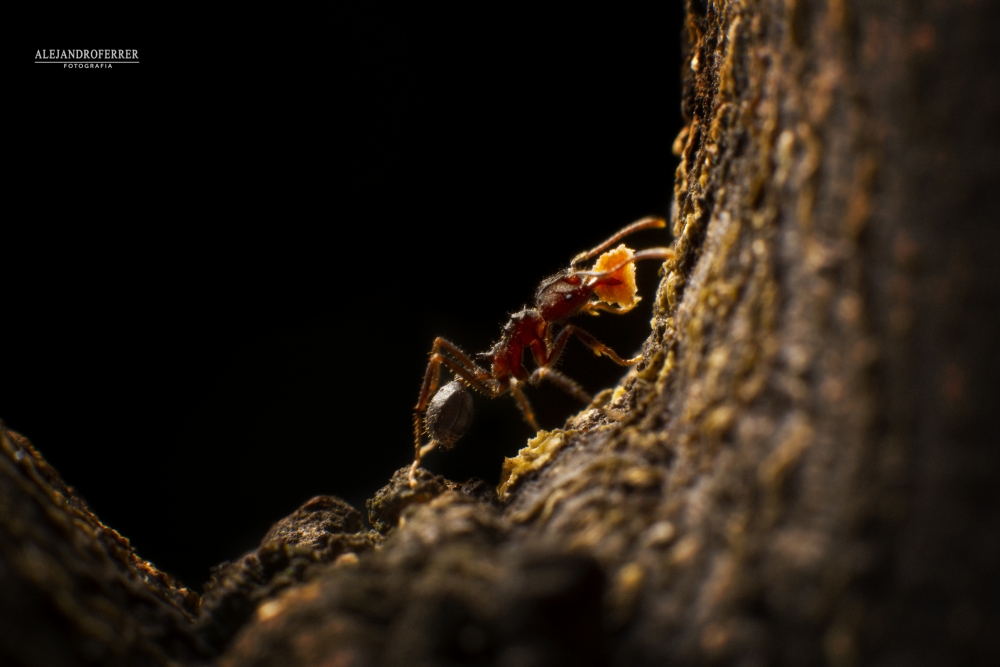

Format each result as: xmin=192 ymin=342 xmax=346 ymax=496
xmin=412 ymin=339 xmax=499 ymax=487
xmin=408 ymin=428 xmax=441 ymax=486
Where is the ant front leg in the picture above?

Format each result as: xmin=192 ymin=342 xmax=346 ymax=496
xmin=548 ymin=324 xmax=644 ymax=367
xmin=582 ymin=300 xmax=641 ymax=316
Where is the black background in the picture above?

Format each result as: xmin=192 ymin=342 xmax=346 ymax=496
xmin=15 ymin=7 xmax=685 ymax=589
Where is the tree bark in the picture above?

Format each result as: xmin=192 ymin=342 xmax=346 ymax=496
xmin=3 ymin=1 xmax=999 ymax=665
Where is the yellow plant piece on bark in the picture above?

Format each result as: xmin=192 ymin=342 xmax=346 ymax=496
xmin=497 ymin=430 xmax=570 ymax=500
xmin=593 ymin=244 xmax=639 ymax=308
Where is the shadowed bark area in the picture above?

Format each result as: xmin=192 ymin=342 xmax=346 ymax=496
xmin=3 ymin=1 xmax=999 ymax=665
xmin=0 ymin=426 xmax=210 ymax=666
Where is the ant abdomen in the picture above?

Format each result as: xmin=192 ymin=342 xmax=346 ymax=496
xmin=424 ymin=380 xmax=474 ymax=450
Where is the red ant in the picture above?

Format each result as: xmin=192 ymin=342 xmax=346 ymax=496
xmin=410 ymin=217 xmax=674 ymax=485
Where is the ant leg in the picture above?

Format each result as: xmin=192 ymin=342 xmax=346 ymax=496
xmin=524 ymin=339 xmax=590 ymax=400
xmin=549 ymin=324 xmax=643 ymax=367
xmin=415 ymin=337 xmax=491 ymax=412
xmin=412 ymin=338 xmax=497 ymax=486
xmin=415 ymin=359 xmax=442 ymax=412
xmin=432 ymin=338 xmax=484 ymax=380
xmin=583 ymin=299 xmax=642 ymax=316
xmin=509 ymin=381 xmax=541 ymax=431
xmin=414 ymin=341 xmax=495 ymax=440
xmin=410 ymin=413 xmax=434 ymax=485
xmin=408 ymin=427 xmax=442 ymax=486
xmin=569 ymin=325 xmax=643 ymax=365
xmin=434 ymin=355 xmax=500 ymax=397
xmin=529 ymin=366 xmax=592 ymax=404
xmin=414 ymin=353 xmax=496 ymax=430
xmin=571 ymin=217 xmax=666 ymax=267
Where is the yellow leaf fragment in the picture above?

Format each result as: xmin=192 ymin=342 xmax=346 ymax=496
xmin=593 ymin=244 xmax=639 ymax=308
xmin=497 ymin=430 xmax=570 ymax=500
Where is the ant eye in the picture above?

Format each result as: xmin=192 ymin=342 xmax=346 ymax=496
xmin=564 ymin=293 xmax=573 ymax=301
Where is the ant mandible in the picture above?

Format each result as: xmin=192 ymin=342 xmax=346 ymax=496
xmin=409 ymin=217 xmax=674 ymax=486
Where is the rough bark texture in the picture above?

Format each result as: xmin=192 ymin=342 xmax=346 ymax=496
xmin=0 ymin=426 xmax=209 ymax=667
xmin=3 ymin=1 xmax=999 ymax=665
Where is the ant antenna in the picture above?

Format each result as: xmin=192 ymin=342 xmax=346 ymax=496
xmin=570 ymin=217 xmax=667 ymax=268
xmin=573 ymin=248 xmax=676 ymax=279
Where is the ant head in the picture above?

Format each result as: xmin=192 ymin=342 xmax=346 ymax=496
xmin=534 ymin=271 xmax=602 ymax=322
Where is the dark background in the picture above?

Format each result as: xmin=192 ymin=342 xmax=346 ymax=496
xmin=13 ymin=7 xmax=685 ymax=589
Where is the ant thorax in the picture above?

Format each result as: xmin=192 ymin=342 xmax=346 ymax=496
xmin=483 ymin=309 xmax=546 ymax=383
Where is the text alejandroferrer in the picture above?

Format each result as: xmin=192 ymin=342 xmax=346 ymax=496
xmin=36 ymin=49 xmax=139 ymax=67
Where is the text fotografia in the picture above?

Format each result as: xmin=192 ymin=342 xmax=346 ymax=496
xmin=35 ymin=49 xmax=139 ymax=68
